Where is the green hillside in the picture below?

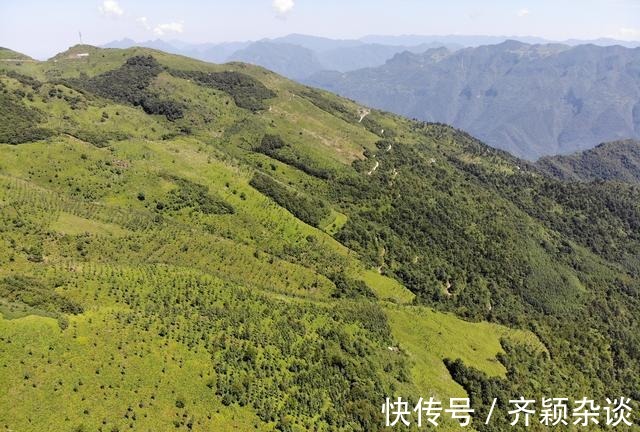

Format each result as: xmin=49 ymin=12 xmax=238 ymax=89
xmin=0 ymin=47 xmax=33 ymax=61
xmin=537 ymin=139 xmax=640 ymax=183
xmin=1 ymin=45 xmax=640 ymax=431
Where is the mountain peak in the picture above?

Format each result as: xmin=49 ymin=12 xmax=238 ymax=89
xmin=386 ymin=50 xmax=422 ymax=65
xmin=49 ymin=44 xmax=100 ymax=61
xmin=498 ymin=39 xmax=528 ymax=49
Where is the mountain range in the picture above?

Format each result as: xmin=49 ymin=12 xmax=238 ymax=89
xmin=103 ymin=34 xmax=464 ymax=78
xmin=306 ymin=41 xmax=640 ymax=159
xmin=103 ymin=33 xmax=640 ymax=79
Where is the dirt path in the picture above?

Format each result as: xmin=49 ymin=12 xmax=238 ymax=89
xmin=367 ymin=160 xmax=380 ymax=175
xmin=358 ymin=109 xmax=370 ymax=123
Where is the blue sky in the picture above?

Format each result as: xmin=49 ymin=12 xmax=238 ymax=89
xmin=1 ymin=0 xmax=639 ymax=59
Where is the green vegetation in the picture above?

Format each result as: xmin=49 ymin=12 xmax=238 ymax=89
xmin=361 ymin=269 xmax=415 ymax=304
xmin=250 ymin=172 xmax=330 ymax=227
xmin=329 ymin=271 xmax=376 ymax=299
xmin=444 ymin=339 xmax=557 ymax=431
xmin=256 ymin=134 xmax=332 ymax=179
xmin=4 ymin=70 xmax=42 ymax=89
xmin=299 ymin=88 xmax=388 ymax=137
xmin=168 ymin=68 xmax=275 ymax=111
xmin=0 ymin=275 xmax=83 ymax=315
xmin=66 ymin=129 xmax=131 ymax=147
xmin=51 ymin=212 xmax=128 ymax=236
xmin=0 ymin=47 xmax=33 ymax=60
xmin=537 ymin=139 xmax=640 ymax=183
xmin=66 ymin=55 xmax=184 ymax=120
xmin=1 ymin=46 xmax=639 ymax=431
xmin=320 ymin=210 xmax=348 ymax=236
xmin=0 ymin=90 xmax=53 ymax=144
xmin=162 ymin=175 xmax=235 ymax=215
xmin=386 ymin=305 xmax=545 ymax=400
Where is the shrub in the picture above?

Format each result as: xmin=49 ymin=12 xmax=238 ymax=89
xmin=65 ymin=55 xmax=184 ymax=121
xmin=249 ymin=172 xmax=330 ymax=227
xmin=255 ymin=135 xmax=331 ymax=179
xmin=66 ymin=129 xmax=130 ymax=148
xmin=163 ymin=176 xmax=234 ymax=215
xmin=0 ymin=92 xmax=53 ymax=144
xmin=0 ymin=275 xmax=83 ymax=315
xmin=329 ymin=272 xmax=376 ymax=299
xmin=5 ymin=70 xmax=42 ymax=90
xmin=168 ymin=69 xmax=275 ymax=112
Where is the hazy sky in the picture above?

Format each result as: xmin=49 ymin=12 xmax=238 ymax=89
xmin=1 ymin=0 xmax=639 ymax=59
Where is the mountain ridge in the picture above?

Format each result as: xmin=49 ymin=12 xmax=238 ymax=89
xmin=0 ymin=47 xmax=34 ymax=61
xmin=101 ymin=35 xmax=464 ymax=76
xmin=537 ymin=139 xmax=640 ymax=183
xmin=305 ymin=41 xmax=640 ymax=159
xmin=99 ymin=33 xmax=640 ymax=81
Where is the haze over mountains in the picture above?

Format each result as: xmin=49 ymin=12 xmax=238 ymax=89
xmin=307 ymin=41 xmax=640 ymax=159
xmin=103 ymin=33 xmax=640 ymax=77
xmin=103 ymin=34 xmax=465 ymax=77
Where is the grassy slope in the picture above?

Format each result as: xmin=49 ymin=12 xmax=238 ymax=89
xmin=0 ymin=47 xmax=33 ymax=61
xmin=385 ymin=305 xmax=545 ymax=399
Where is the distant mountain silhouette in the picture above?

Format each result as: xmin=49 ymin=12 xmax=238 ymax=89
xmin=102 ymin=34 xmax=462 ymax=76
xmin=229 ymin=41 xmax=325 ymax=79
xmin=306 ymin=41 xmax=640 ymax=159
